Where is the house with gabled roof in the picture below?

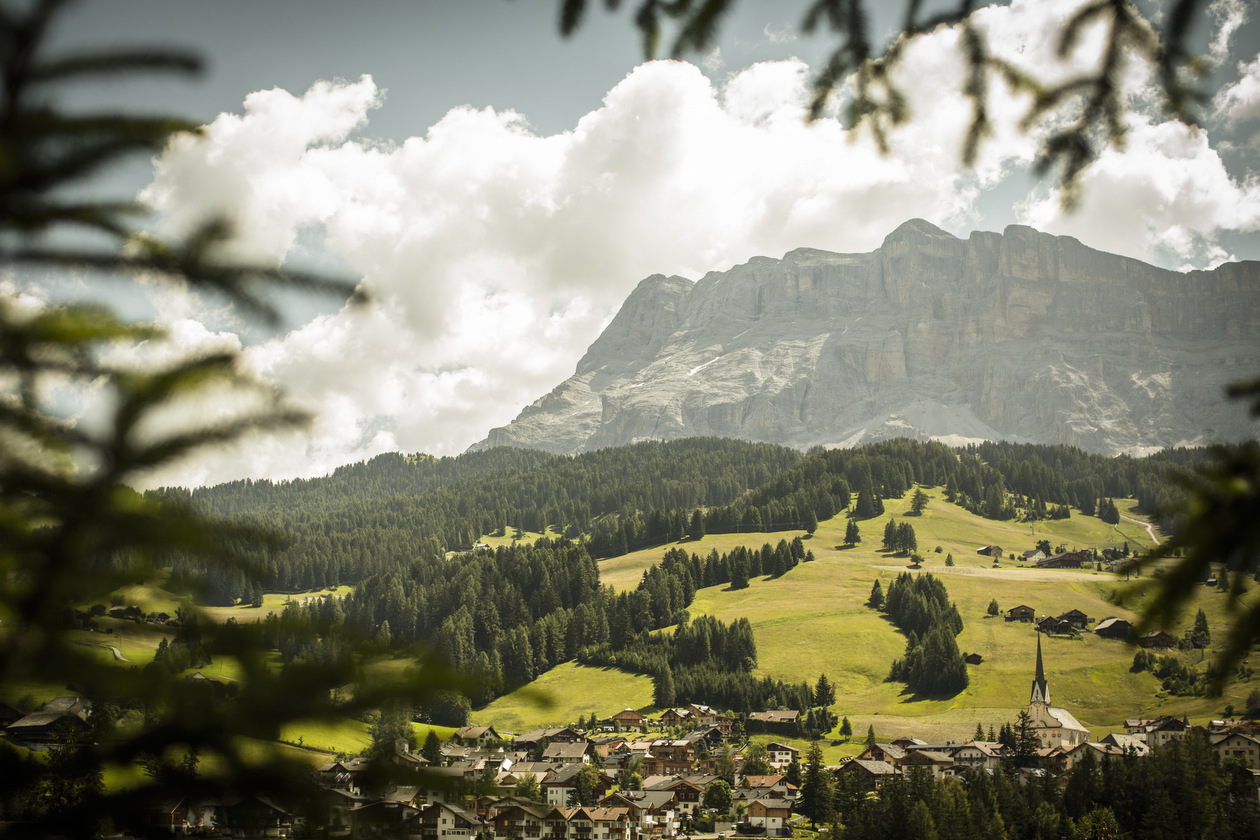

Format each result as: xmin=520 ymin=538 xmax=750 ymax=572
xmin=1007 ymin=605 xmax=1036 ymax=623
xmin=1094 ymin=617 xmax=1132 ymax=640
xmin=900 ymin=750 xmax=955 ymax=779
xmin=544 ymin=741 xmax=594 ymax=766
xmin=840 ymin=759 xmax=897 ymax=792
xmin=746 ymin=797 xmax=793 ymax=836
xmin=949 ymin=741 xmax=1004 ymax=772
xmin=607 ymin=709 xmax=647 ymax=730
xmin=599 ymin=790 xmax=679 ymax=837
xmin=1213 ymin=730 xmax=1260 ymax=768
xmin=454 ymin=725 xmax=503 ymax=748
xmin=417 ymin=800 xmax=485 ymax=840
xmin=858 ymin=742 xmax=906 ymax=767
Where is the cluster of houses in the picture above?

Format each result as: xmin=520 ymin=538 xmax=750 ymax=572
xmin=1003 ymin=606 xmax=1178 ymax=648
xmin=143 ymin=703 xmax=803 ymax=838
xmin=843 ymin=637 xmax=1260 ymax=793
xmin=11 ymin=639 xmax=1260 ymax=837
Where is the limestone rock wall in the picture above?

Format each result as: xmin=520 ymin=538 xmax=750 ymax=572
xmin=473 ymin=220 xmax=1260 ymax=456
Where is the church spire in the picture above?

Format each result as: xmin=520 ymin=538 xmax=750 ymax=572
xmin=1030 ymin=633 xmax=1050 ymax=705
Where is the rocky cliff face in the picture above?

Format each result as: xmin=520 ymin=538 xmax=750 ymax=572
xmin=474 ymin=220 xmax=1260 ymax=456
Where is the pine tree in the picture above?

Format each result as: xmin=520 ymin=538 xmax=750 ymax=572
xmin=911 ymin=488 xmax=929 ymax=515
xmin=844 ymin=519 xmax=861 ymax=546
xmin=866 ymin=725 xmax=877 ymax=750
xmin=814 ymin=673 xmax=835 ymax=708
xmin=799 ymin=741 xmax=834 ymax=828
xmin=840 ymin=717 xmax=852 ymax=740
xmin=868 ymin=579 xmax=884 ymax=610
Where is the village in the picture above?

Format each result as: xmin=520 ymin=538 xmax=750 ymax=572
xmin=6 ymin=631 xmax=1253 ymax=839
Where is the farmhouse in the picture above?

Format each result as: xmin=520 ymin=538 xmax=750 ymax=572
xmin=1037 ymin=551 xmax=1090 ymax=569
xmin=1006 ymin=605 xmax=1036 ymax=623
xmin=1093 ymin=617 xmax=1132 ymax=640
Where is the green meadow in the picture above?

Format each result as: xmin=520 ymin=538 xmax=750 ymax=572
xmin=481 ymin=488 xmax=1253 ymax=750
xmin=480 ymin=662 xmax=656 ymax=733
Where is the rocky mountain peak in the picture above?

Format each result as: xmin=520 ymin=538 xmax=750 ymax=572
xmin=474 ymin=222 xmax=1260 ymax=456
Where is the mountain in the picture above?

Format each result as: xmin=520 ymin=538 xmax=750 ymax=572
xmin=474 ymin=220 xmax=1260 ymax=456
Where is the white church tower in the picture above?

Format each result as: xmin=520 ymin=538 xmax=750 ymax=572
xmin=1027 ymin=634 xmax=1090 ymax=748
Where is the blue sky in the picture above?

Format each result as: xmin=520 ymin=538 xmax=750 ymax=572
xmin=29 ymin=0 xmax=1260 ymax=486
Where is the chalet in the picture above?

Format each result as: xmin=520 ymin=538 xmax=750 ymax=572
xmin=543 ymin=765 xmax=613 ymax=807
xmin=745 ymin=710 xmax=796 ymax=730
xmin=1006 ymin=605 xmax=1036 ymax=623
xmin=1058 ymin=609 xmax=1091 ymax=629
xmin=1094 ymin=617 xmax=1132 ymax=640
xmin=858 ymin=742 xmax=906 ymax=767
xmin=599 ymin=790 xmax=679 ymax=838
xmin=977 ymin=545 xmax=1003 ymax=558
xmin=683 ymin=725 xmax=725 ymax=752
xmin=1037 ymin=615 xmax=1074 ymax=635
xmin=1144 ymin=717 xmax=1189 ymax=749
xmin=491 ymin=802 xmax=552 ymax=840
xmin=417 ymin=801 xmax=485 ymax=840
xmin=742 ymin=775 xmax=795 ymax=800
xmin=746 ymin=797 xmax=793 ymax=837
xmin=765 ymin=742 xmax=800 ymax=770
xmin=543 ymin=741 xmax=593 ymax=766
xmin=1213 ymin=731 xmax=1260 ymax=768
xmin=1038 ymin=551 xmax=1090 ymax=569
xmin=607 ymin=709 xmax=647 ymax=730
xmin=518 ymin=727 xmax=584 ymax=747
xmin=1099 ymin=733 xmax=1150 ymax=756
xmin=5 ymin=696 xmax=92 ymax=751
xmin=549 ymin=806 xmax=633 ymax=840
xmin=949 ymin=741 xmax=1003 ymax=772
xmin=965 ymin=653 xmax=983 ymax=665
xmin=840 ymin=759 xmax=897 ymax=792
xmin=659 ymin=708 xmax=695 ymax=729
xmin=646 ymin=777 xmax=705 ymax=814
xmin=1138 ymin=630 xmax=1176 ymax=650
xmin=900 ymin=750 xmax=955 ymax=779
xmin=643 ymin=739 xmax=694 ymax=776
xmin=1021 ymin=549 xmax=1047 ymax=564
xmin=589 ymin=736 xmax=629 ymax=759
xmin=454 ymin=725 xmax=504 ymax=748
xmin=1060 ymin=741 xmax=1126 ymax=770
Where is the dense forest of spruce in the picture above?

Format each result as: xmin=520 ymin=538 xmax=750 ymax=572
xmin=146 ymin=437 xmax=1209 ymax=715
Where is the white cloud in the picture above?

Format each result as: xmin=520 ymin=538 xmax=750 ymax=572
xmin=133 ymin=0 xmax=1257 ymax=487
xmin=1017 ymin=115 xmax=1260 ymax=268
xmin=1208 ymin=0 xmax=1249 ymax=66
xmin=1215 ymin=54 xmax=1260 ymax=126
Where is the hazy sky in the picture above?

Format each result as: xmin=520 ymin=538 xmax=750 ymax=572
xmin=27 ymin=0 xmax=1260 ymax=487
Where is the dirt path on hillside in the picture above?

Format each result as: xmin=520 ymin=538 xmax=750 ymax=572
xmin=102 ymin=645 xmax=129 ymax=662
xmin=1120 ymin=514 xmax=1160 ymax=544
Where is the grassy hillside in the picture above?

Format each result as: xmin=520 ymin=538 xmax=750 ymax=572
xmin=479 ymin=662 xmax=656 ymax=734
xmin=482 ymin=488 xmax=1252 ymax=753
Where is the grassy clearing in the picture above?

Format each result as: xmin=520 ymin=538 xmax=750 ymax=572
xmin=480 ymin=662 xmax=655 ymax=734
xmin=280 ymin=716 xmax=372 ymax=755
xmin=199 ymin=585 xmax=354 ymax=624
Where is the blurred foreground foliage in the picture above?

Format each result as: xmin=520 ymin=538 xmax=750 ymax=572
xmin=0 ymin=1 xmax=469 ymax=835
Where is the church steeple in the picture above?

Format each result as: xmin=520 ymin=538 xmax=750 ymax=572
xmin=1030 ymin=634 xmax=1050 ymax=705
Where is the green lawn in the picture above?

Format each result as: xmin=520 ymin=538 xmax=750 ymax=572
xmin=200 ymin=585 xmax=354 ymax=624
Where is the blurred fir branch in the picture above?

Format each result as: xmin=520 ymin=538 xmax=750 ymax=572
xmin=556 ymin=0 xmax=1210 ymax=207
xmin=0 ymin=1 xmax=435 ymax=835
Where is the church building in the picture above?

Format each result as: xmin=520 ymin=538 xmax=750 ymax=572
xmin=1028 ymin=634 xmax=1090 ymax=748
